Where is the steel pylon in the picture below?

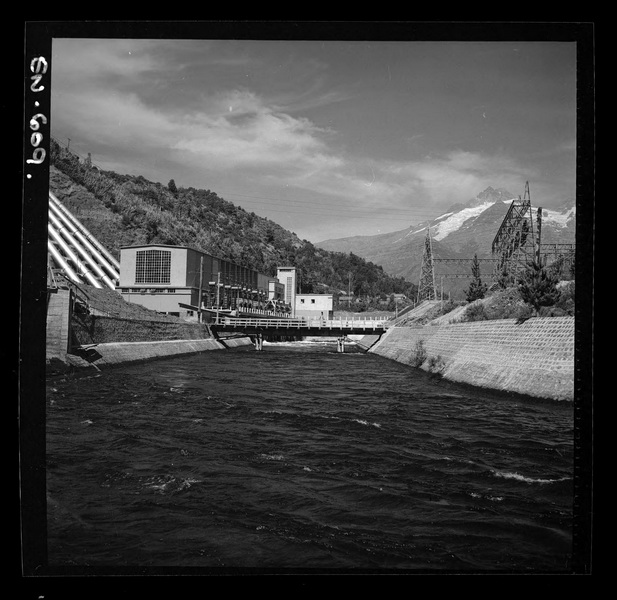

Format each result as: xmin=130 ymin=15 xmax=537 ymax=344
xmin=491 ymin=181 xmax=537 ymax=282
xmin=418 ymin=227 xmax=437 ymax=301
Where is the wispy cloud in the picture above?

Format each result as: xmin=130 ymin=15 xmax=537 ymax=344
xmin=52 ymin=73 xmax=533 ymax=215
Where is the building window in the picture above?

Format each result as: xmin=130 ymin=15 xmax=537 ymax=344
xmin=135 ymin=249 xmax=171 ymax=284
xmin=300 ymin=298 xmax=305 ymax=304
xmin=167 ymin=288 xmax=176 ymax=293
xmin=311 ymin=298 xmax=316 ymax=304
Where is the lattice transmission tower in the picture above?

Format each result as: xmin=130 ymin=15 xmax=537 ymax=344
xmin=491 ymin=181 xmax=537 ymax=282
xmin=417 ymin=227 xmax=437 ymax=301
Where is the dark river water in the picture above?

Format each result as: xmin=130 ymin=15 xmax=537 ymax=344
xmin=45 ymin=340 xmax=574 ymax=573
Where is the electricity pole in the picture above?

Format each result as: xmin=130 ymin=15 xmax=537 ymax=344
xmin=216 ymin=271 xmax=221 ymax=322
xmin=197 ymin=256 xmax=204 ymax=322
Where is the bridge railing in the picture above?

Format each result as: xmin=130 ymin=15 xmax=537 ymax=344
xmin=211 ymin=315 xmax=391 ymax=330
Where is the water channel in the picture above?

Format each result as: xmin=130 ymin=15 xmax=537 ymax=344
xmin=45 ymin=340 xmax=574 ymax=572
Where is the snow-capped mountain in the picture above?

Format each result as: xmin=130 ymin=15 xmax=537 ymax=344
xmin=316 ymin=186 xmax=576 ymax=296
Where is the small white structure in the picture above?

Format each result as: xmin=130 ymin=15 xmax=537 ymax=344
xmin=277 ymin=267 xmax=297 ymax=316
xmin=295 ymin=294 xmax=333 ymax=319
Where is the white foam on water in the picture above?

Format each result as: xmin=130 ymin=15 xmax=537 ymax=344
xmin=352 ymin=418 xmax=381 ymax=428
xmin=491 ymin=470 xmax=571 ymax=484
xmin=259 ymin=453 xmax=285 ymax=461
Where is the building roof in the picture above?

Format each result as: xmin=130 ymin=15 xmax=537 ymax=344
xmin=296 ymin=293 xmax=333 ymax=298
xmin=121 ymin=243 xmax=204 ymax=252
xmin=120 ymin=243 xmax=229 ymax=265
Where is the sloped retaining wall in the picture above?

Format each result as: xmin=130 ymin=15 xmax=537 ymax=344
xmin=71 ymin=313 xmax=211 ymax=344
xmin=368 ymin=317 xmax=574 ymax=401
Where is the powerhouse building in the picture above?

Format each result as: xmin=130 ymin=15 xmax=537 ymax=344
xmin=118 ymin=244 xmax=289 ymax=318
xmin=118 ymin=245 xmax=334 ymax=320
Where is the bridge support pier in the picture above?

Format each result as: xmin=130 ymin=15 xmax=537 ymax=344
xmin=254 ymin=333 xmax=264 ymax=351
xmin=337 ymin=337 xmax=345 ymax=353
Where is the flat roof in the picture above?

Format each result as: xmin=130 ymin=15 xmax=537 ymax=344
xmin=121 ymin=243 xmax=204 ymax=251
xmin=119 ymin=243 xmax=277 ymax=280
xmin=297 ymin=293 xmax=333 ymax=297
xmin=120 ymin=243 xmax=230 ymax=265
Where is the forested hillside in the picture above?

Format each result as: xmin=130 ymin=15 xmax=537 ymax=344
xmin=50 ymin=139 xmax=416 ymax=305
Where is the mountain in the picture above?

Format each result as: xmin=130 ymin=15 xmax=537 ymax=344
xmin=317 ymin=186 xmax=576 ymax=298
xmin=48 ymin=138 xmax=417 ymax=304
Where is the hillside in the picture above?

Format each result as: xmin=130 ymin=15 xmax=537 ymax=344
xmin=49 ymin=139 xmax=417 ymax=305
xmin=317 ymin=186 xmax=576 ymax=298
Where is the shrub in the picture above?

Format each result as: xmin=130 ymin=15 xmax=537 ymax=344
xmin=427 ymin=355 xmax=446 ymax=373
xmin=439 ymin=299 xmax=462 ymax=315
xmin=554 ymin=281 xmax=575 ymax=316
xmin=465 ymin=254 xmax=488 ymax=302
xmin=517 ymin=261 xmax=560 ymax=314
xmin=511 ymin=303 xmax=534 ymax=321
xmin=463 ymin=302 xmax=489 ymax=322
xmin=412 ymin=339 xmax=427 ymax=367
xmin=538 ymin=306 xmax=569 ymax=317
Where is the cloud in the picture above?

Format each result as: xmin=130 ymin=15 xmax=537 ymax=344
xmin=50 ymin=39 xmax=544 ymax=228
xmin=53 ymin=78 xmax=535 ymax=219
xmin=172 ymin=89 xmax=341 ymax=175
xmin=51 ymin=39 xmax=160 ymax=87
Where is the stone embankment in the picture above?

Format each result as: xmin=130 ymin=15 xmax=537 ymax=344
xmin=46 ymin=288 xmax=253 ymax=372
xmin=365 ymin=307 xmax=574 ymax=401
xmin=62 ymin=336 xmax=253 ymax=370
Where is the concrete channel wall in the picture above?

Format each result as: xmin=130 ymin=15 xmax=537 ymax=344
xmin=46 ymin=289 xmax=254 ymax=370
xmin=368 ymin=317 xmax=575 ymax=401
xmin=67 ymin=336 xmax=254 ymax=368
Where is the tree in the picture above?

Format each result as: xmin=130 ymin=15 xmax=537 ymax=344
xmin=167 ymin=179 xmax=178 ymax=195
xmin=496 ymin=263 xmax=515 ymax=289
xmin=465 ymin=254 xmax=488 ymax=302
xmin=517 ymin=260 xmax=560 ymax=314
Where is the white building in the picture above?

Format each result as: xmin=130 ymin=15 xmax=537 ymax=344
xmin=276 ymin=267 xmax=297 ymax=316
xmin=295 ymin=294 xmax=334 ymax=319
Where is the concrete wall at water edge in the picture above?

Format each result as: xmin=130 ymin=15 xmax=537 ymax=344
xmin=71 ymin=337 xmax=253 ymax=368
xmin=368 ymin=317 xmax=574 ymax=401
xmin=46 ymin=287 xmax=254 ymax=371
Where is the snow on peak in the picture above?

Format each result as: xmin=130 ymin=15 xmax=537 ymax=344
xmin=541 ymin=206 xmax=576 ymax=227
xmin=431 ymin=201 xmax=495 ymax=241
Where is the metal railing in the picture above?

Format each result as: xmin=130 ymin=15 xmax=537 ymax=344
xmin=211 ymin=315 xmax=392 ymax=331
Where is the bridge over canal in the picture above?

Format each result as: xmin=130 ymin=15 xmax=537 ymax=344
xmin=210 ymin=315 xmax=392 ymax=351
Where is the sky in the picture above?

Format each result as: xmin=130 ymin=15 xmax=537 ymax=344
xmin=49 ymin=34 xmax=577 ymax=243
